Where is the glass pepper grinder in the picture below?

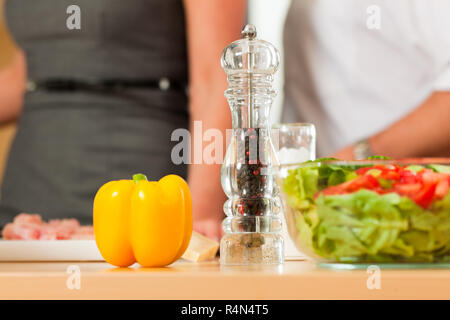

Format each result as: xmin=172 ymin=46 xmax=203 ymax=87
xmin=220 ymin=25 xmax=284 ymax=265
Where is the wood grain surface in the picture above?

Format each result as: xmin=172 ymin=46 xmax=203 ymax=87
xmin=0 ymin=259 xmax=449 ymax=299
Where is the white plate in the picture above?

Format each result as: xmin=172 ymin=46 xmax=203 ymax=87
xmin=0 ymin=239 xmax=104 ymax=261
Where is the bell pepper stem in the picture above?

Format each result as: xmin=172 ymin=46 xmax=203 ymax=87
xmin=133 ymin=173 xmax=148 ymax=184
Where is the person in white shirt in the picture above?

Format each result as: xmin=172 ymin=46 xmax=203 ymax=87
xmin=283 ymin=0 xmax=450 ymax=159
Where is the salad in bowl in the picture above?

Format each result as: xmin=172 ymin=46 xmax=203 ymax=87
xmin=278 ymin=158 xmax=450 ymax=263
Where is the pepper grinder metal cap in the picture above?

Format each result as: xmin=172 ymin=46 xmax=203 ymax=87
xmin=242 ymin=24 xmax=257 ymax=39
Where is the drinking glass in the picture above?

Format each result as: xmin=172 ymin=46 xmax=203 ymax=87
xmin=272 ymin=123 xmax=316 ymax=260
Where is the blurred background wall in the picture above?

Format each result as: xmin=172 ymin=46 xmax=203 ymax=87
xmin=0 ymin=0 xmax=18 ymax=184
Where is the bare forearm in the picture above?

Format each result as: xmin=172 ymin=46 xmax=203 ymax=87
xmin=188 ymin=88 xmax=230 ymax=220
xmin=0 ymin=49 xmax=26 ymax=123
xmin=370 ymin=91 xmax=450 ymax=158
xmin=187 ymin=83 xmax=231 ymax=241
xmin=334 ymin=91 xmax=450 ymax=159
xmin=184 ymin=0 xmax=245 ymax=225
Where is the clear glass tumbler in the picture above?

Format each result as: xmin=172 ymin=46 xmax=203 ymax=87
xmin=272 ymin=123 xmax=316 ymax=167
xmin=272 ymin=123 xmax=316 ymax=260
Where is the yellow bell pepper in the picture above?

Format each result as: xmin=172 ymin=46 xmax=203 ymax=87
xmin=93 ymin=174 xmax=192 ymax=267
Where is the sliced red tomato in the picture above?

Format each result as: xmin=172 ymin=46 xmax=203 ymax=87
xmin=419 ymin=169 xmax=440 ymax=185
xmin=356 ymin=167 xmax=372 ymax=175
xmin=357 ymin=164 xmax=402 ymax=181
xmin=356 ymin=165 xmax=398 ymax=176
xmin=398 ymin=170 xmax=419 ymax=184
xmin=380 ymin=170 xmax=401 ymax=181
xmin=412 ymin=183 xmax=436 ymax=209
xmin=394 ymin=183 xmax=422 ymax=195
xmin=317 ymin=175 xmax=379 ymax=196
xmin=317 ymin=185 xmax=346 ymax=197
xmin=435 ymin=179 xmax=449 ymax=198
xmin=340 ymin=174 xmax=380 ymax=192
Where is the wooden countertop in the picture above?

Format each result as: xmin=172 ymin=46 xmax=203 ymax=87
xmin=0 ymin=259 xmax=449 ymax=299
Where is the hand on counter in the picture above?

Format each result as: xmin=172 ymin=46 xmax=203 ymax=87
xmin=194 ymin=217 xmax=223 ymax=243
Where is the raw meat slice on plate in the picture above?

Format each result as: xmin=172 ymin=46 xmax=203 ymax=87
xmin=1 ymin=213 xmax=94 ymax=240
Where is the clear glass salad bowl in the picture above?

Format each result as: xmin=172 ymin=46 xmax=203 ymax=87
xmin=276 ymin=158 xmax=450 ymax=264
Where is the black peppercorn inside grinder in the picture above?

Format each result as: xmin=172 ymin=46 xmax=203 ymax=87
xmin=220 ymin=25 xmax=284 ymax=265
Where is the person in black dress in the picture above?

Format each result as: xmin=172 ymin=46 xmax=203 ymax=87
xmin=0 ymin=0 xmax=245 ymax=240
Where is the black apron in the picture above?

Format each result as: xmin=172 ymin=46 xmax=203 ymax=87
xmin=1 ymin=0 xmax=189 ymax=226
